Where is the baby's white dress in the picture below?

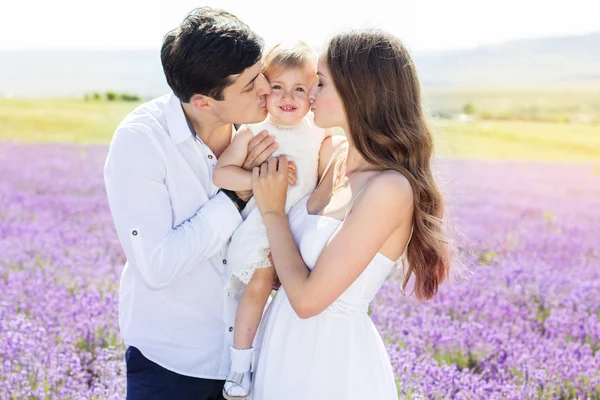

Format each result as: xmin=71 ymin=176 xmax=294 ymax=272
xmin=226 ymin=113 xmax=325 ymax=290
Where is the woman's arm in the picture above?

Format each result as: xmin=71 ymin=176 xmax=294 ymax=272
xmin=213 ymin=128 xmax=254 ymax=191
xmin=253 ymin=158 xmax=413 ymax=319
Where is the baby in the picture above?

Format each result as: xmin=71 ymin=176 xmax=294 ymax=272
xmin=213 ymin=41 xmax=330 ymax=399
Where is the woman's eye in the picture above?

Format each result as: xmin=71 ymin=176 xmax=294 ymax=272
xmin=317 ymin=82 xmax=323 ymax=87
xmin=244 ymin=84 xmax=255 ymax=92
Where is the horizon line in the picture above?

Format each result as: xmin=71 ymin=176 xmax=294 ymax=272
xmin=1 ymin=30 xmax=598 ymax=55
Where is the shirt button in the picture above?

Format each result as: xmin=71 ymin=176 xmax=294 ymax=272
xmin=208 ymin=155 xmax=214 ymax=159
xmin=229 ymin=327 xmax=233 ymax=332
xmin=132 ymin=230 xmax=138 ymax=236
xmin=223 ymin=259 xmax=227 ymax=265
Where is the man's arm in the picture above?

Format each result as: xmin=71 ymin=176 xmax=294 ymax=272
xmin=213 ymin=128 xmax=254 ymax=191
xmin=104 ymin=126 xmax=243 ymax=290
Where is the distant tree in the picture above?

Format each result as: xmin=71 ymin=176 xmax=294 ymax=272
xmin=92 ymin=92 xmax=101 ymax=101
xmin=106 ymin=91 xmax=117 ymax=101
xmin=480 ymin=110 xmax=493 ymax=120
xmin=462 ymin=103 xmax=476 ymax=115
xmin=434 ymin=111 xmax=452 ymax=120
xmin=120 ymin=93 xmax=141 ymax=102
xmin=83 ymin=93 xmax=90 ymax=101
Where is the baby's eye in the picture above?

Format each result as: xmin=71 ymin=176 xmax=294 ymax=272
xmin=272 ymin=85 xmax=282 ymax=90
xmin=295 ymin=87 xmax=305 ymax=92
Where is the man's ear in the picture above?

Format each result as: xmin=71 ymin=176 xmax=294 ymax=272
xmin=190 ymin=94 xmax=213 ymax=111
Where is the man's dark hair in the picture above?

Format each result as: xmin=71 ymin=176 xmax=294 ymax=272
xmin=161 ymin=7 xmax=263 ymax=102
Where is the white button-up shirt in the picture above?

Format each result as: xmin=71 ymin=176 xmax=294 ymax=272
xmin=104 ymin=92 xmax=243 ymax=379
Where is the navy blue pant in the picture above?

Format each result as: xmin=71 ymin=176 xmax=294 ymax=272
xmin=125 ymin=346 xmax=226 ymax=400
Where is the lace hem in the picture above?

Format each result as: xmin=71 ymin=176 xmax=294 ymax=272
xmin=325 ymin=298 xmax=369 ymax=315
xmin=231 ymin=257 xmax=272 ymax=285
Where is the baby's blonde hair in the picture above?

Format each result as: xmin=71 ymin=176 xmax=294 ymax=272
xmin=262 ymin=41 xmax=317 ymax=79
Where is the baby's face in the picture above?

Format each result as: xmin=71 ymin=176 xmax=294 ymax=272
xmin=266 ymin=66 xmax=316 ymax=126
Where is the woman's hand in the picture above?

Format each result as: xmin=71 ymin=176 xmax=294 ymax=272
xmin=252 ymin=156 xmax=293 ymax=218
xmin=234 ymin=131 xmax=279 ymax=202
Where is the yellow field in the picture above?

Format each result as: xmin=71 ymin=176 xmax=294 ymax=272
xmin=1 ymin=98 xmax=599 ymax=162
xmin=433 ymin=119 xmax=600 ymax=162
xmin=0 ymin=99 xmax=140 ymax=144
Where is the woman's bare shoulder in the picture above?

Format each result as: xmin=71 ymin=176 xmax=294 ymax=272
xmin=372 ymin=170 xmax=413 ymax=201
xmin=373 ymin=170 xmax=412 ymax=193
xmin=354 ymin=170 xmax=413 ymax=220
xmin=318 ymin=136 xmax=347 ymax=173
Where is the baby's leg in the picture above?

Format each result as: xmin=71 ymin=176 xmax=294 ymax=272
xmin=233 ymin=265 xmax=276 ymax=349
xmin=268 ymin=253 xmax=281 ymax=290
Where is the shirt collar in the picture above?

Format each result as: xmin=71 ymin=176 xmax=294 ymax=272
xmin=164 ymin=92 xmax=194 ymax=145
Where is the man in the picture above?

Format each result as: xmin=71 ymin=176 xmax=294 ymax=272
xmin=104 ymin=8 xmax=278 ymax=399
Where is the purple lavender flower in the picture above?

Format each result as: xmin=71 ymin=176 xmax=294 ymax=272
xmin=1 ymin=143 xmax=598 ymax=399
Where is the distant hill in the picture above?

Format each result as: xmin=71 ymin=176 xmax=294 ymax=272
xmin=0 ymin=50 xmax=168 ymax=98
xmin=413 ymin=31 xmax=600 ymax=87
xmin=1 ymin=31 xmax=599 ymax=98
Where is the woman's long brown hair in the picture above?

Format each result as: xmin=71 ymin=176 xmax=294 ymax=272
xmin=325 ymin=29 xmax=450 ymax=300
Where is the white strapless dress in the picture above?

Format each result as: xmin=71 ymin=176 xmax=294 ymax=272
xmin=250 ymin=194 xmax=400 ymax=400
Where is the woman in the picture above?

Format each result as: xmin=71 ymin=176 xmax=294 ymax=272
xmin=249 ymin=29 xmax=450 ymax=400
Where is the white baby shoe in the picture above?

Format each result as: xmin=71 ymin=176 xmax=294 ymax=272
xmin=223 ymin=346 xmax=254 ymax=400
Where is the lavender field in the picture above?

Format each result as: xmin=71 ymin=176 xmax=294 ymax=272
xmin=1 ymin=142 xmax=599 ymax=399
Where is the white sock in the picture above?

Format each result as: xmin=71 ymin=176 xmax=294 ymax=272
xmin=230 ymin=346 xmax=254 ymax=373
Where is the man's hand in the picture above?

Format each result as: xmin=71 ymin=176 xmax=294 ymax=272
xmin=242 ymin=130 xmax=278 ymax=171
xmin=236 ymin=130 xmax=279 ymax=202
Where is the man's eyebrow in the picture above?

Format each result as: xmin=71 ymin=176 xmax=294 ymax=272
xmin=243 ymin=73 xmax=260 ymax=89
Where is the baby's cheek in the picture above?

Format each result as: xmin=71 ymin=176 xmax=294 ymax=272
xmin=265 ymin=94 xmax=278 ymax=111
xmin=266 ymin=91 xmax=277 ymax=101
xmin=295 ymin=93 xmax=310 ymax=108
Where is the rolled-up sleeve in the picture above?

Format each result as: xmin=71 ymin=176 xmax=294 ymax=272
xmin=104 ymin=126 xmax=242 ymax=290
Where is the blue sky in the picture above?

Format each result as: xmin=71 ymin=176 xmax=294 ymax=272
xmin=1 ymin=0 xmax=599 ymax=53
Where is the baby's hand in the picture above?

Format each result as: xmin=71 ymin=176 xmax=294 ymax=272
xmin=287 ymin=161 xmax=297 ymax=186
